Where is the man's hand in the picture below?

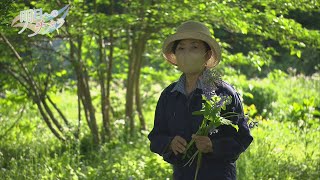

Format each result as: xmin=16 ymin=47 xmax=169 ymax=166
xmin=192 ymin=134 xmax=213 ymax=153
xmin=169 ymin=136 xmax=187 ymax=155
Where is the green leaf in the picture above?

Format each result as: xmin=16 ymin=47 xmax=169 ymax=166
xmin=192 ymin=110 xmax=204 ymax=115
xmin=243 ymin=92 xmax=254 ymax=99
xmin=296 ymin=50 xmax=301 ymax=58
xmin=56 ymin=70 xmax=67 ymax=77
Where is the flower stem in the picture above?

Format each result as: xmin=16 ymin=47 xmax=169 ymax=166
xmin=183 ymin=150 xmax=199 ymax=167
xmin=194 ymin=152 xmax=202 ymax=180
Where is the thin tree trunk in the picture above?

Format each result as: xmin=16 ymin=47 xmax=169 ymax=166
xmin=105 ymin=28 xmax=114 ymax=138
xmin=78 ymin=36 xmax=100 ymax=145
xmin=104 ymin=0 xmax=115 ymax=141
xmin=0 ymin=106 xmax=25 ymax=139
xmin=134 ymin=35 xmax=148 ymax=131
xmin=135 ymin=67 xmax=146 ymax=131
xmin=40 ymin=96 xmax=64 ymax=133
xmin=36 ymin=100 xmax=65 ymax=141
xmin=98 ymin=31 xmax=111 ymax=142
xmin=125 ymin=29 xmax=136 ymax=137
xmin=47 ymin=95 xmax=70 ymax=128
xmin=68 ymin=33 xmax=100 ymax=145
xmin=126 ymin=31 xmax=150 ymax=136
xmin=76 ymin=81 xmax=81 ymax=140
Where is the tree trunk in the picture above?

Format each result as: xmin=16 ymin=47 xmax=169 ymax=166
xmin=126 ymin=31 xmax=150 ymax=136
xmin=68 ymin=33 xmax=100 ymax=145
xmin=125 ymin=29 xmax=137 ymax=137
xmin=105 ymin=28 xmax=114 ymax=138
xmin=98 ymin=31 xmax=112 ymax=142
xmin=35 ymin=100 xmax=65 ymax=141
xmin=134 ymin=35 xmax=148 ymax=131
xmin=102 ymin=0 xmax=114 ymax=141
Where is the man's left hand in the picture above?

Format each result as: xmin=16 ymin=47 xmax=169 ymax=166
xmin=192 ymin=134 xmax=213 ymax=153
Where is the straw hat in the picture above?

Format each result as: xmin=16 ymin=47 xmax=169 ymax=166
xmin=162 ymin=21 xmax=221 ymax=68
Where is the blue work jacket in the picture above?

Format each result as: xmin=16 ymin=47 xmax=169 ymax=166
xmin=148 ymin=79 xmax=254 ymax=180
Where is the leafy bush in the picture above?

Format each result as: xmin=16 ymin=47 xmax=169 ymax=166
xmin=223 ymin=72 xmax=278 ymax=117
xmin=237 ymin=119 xmax=320 ymax=180
xmin=242 ymin=81 xmax=277 ymax=116
xmin=224 ymin=70 xmax=319 ymax=123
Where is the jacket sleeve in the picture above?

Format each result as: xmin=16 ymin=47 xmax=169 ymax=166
xmin=203 ymin=90 xmax=254 ymax=162
xmin=147 ymin=90 xmax=180 ymax=165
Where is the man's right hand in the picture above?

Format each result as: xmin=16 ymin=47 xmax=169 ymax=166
xmin=169 ymin=136 xmax=187 ymax=155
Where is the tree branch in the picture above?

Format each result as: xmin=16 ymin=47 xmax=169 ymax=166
xmin=0 ymin=105 xmax=25 ymax=140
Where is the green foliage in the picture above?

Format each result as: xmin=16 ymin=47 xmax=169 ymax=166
xmin=225 ymin=70 xmax=319 ymax=125
xmin=224 ymin=74 xmax=277 ymax=117
xmin=243 ymin=81 xmax=277 ymax=116
xmin=237 ymin=119 xmax=320 ymax=179
xmin=0 ymin=123 xmax=173 ymax=179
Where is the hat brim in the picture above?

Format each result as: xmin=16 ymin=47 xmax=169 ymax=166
xmin=162 ymin=31 xmax=221 ymax=68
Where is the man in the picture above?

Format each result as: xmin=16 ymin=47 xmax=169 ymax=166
xmin=148 ymin=21 xmax=253 ymax=180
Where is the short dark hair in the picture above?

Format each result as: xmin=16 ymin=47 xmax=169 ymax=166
xmin=172 ymin=40 xmax=211 ymax=54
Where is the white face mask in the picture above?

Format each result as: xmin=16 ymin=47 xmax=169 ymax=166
xmin=176 ymin=51 xmax=207 ymax=74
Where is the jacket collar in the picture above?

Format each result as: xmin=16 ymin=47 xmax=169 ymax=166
xmin=170 ymin=72 xmax=205 ymax=97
